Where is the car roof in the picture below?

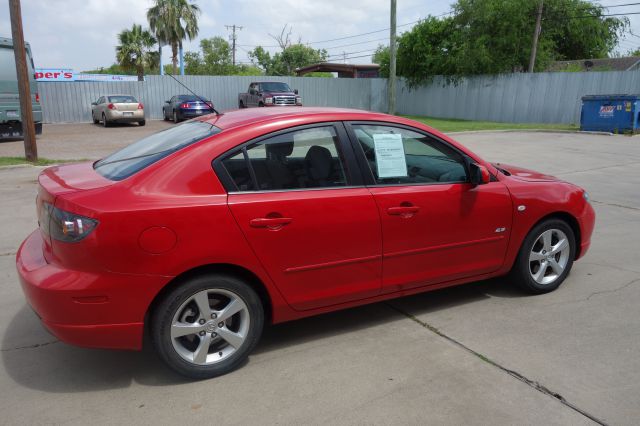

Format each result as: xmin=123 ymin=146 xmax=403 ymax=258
xmin=201 ymin=107 xmax=402 ymax=131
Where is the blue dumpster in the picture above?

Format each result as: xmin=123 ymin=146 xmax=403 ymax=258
xmin=580 ymin=95 xmax=640 ymax=133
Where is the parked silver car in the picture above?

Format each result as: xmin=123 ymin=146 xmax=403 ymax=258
xmin=91 ymin=95 xmax=145 ymax=127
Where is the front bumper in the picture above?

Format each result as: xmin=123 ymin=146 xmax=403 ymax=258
xmin=16 ymin=230 xmax=168 ymax=350
xmin=576 ymin=201 xmax=596 ymax=260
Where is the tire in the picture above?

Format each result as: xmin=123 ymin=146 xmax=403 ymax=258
xmin=139 ymin=120 xmax=146 ymax=126
xmin=510 ymin=218 xmax=575 ymax=294
xmin=92 ymin=112 xmax=99 ymax=124
xmin=151 ymin=274 xmax=264 ymax=379
xmin=239 ymin=100 xmax=245 ymax=109
xmin=258 ymin=102 xmax=264 ymax=107
xmin=102 ymin=113 xmax=110 ymax=128
xmin=173 ymin=110 xmax=179 ymax=123
xmin=163 ymin=109 xmax=169 ymax=121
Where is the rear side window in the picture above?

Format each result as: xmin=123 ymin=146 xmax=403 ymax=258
xmin=108 ymin=95 xmax=137 ymax=103
xmin=221 ymin=126 xmax=347 ymax=191
xmin=95 ymin=121 xmax=221 ymax=181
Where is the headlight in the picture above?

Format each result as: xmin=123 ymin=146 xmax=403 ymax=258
xmin=264 ymin=97 xmax=273 ymax=104
xmin=296 ymin=96 xmax=302 ymax=105
xmin=583 ymin=191 xmax=591 ymax=203
xmin=41 ymin=203 xmax=98 ymax=242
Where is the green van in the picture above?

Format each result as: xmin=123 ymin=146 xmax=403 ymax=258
xmin=0 ymin=36 xmax=42 ymax=139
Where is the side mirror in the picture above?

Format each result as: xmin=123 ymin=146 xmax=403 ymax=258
xmin=294 ymin=89 xmax=298 ymax=94
xmin=165 ymin=100 xmax=170 ymax=103
xmin=469 ymin=163 xmax=491 ymax=185
xmin=91 ymin=102 xmax=97 ymax=106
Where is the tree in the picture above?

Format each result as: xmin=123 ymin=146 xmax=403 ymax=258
xmin=372 ymin=45 xmax=390 ymax=78
xmin=394 ymin=0 xmax=628 ymax=86
xmin=249 ymin=44 xmax=327 ymax=76
xmin=115 ymin=24 xmax=158 ymax=81
xmin=200 ymin=36 xmax=234 ymax=74
xmin=147 ymin=0 xmax=200 ymax=75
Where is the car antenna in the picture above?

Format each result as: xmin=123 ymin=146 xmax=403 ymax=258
xmin=165 ymin=73 xmax=222 ymax=116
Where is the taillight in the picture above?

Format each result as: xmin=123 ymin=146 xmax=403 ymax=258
xmin=35 ymin=92 xmax=40 ymax=103
xmin=138 ymin=103 xmax=144 ymax=109
xmin=207 ymin=102 xmax=213 ymax=108
xmin=108 ymin=103 xmax=116 ymax=110
xmin=41 ymin=203 xmax=98 ymax=243
xmin=180 ymin=103 xmax=190 ymax=108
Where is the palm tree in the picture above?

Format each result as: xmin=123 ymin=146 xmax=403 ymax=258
xmin=147 ymin=0 xmax=201 ymax=75
xmin=116 ymin=24 xmax=158 ymax=81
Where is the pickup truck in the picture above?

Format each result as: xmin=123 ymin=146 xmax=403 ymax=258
xmin=238 ymin=81 xmax=302 ymax=108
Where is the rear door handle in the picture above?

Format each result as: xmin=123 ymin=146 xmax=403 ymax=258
xmin=387 ymin=206 xmax=420 ymax=216
xmin=249 ymin=217 xmax=293 ymax=228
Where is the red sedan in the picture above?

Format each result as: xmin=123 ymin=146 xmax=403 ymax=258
xmin=17 ymin=108 xmax=595 ymax=378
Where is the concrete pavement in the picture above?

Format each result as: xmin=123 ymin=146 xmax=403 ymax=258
xmin=0 ymin=127 xmax=638 ymax=425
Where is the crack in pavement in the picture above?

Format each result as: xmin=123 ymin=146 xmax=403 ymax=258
xmin=1 ymin=340 xmax=59 ymax=352
xmin=555 ymin=161 xmax=640 ymax=176
xmin=590 ymin=200 xmax=640 ymax=212
xmin=385 ymin=302 xmax=608 ymax=426
xmin=586 ymin=278 xmax=640 ymax=301
xmin=0 ymin=252 xmax=16 ymax=257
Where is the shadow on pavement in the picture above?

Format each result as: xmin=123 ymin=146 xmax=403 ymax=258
xmin=2 ymin=278 xmax=525 ymax=393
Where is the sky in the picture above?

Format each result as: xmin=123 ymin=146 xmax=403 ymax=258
xmin=1 ymin=0 xmax=639 ymax=72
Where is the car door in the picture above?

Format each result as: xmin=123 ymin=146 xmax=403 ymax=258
xmin=215 ymin=123 xmax=382 ymax=311
xmin=346 ymin=122 xmax=513 ymax=293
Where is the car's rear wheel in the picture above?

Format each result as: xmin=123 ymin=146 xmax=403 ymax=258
xmin=239 ymin=100 xmax=245 ymax=109
xmin=151 ymin=274 xmax=264 ymax=379
xmin=102 ymin=113 xmax=109 ymax=128
xmin=510 ymin=219 xmax=575 ymax=294
xmin=139 ymin=120 xmax=146 ymax=126
xmin=173 ymin=110 xmax=179 ymax=123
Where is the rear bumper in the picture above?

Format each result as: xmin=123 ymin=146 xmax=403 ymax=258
xmin=16 ymin=230 xmax=167 ymax=350
xmin=178 ymin=109 xmax=211 ymax=119
xmin=105 ymin=110 xmax=144 ymax=122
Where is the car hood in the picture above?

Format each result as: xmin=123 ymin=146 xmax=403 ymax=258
xmin=263 ymin=91 xmax=296 ymax=96
xmin=493 ymin=163 xmax=558 ymax=182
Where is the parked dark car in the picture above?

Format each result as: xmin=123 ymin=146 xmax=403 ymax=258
xmin=163 ymin=94 xmax=214 ymax=123
xmin=238 ymin=82 xmax=301 ymax=108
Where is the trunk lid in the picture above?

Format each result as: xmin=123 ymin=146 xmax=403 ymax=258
xmin=114 ymin=102 xmax=139 ymax=112
xmin=39 ymin=161 xmax=117 ymax=196
xmin=493 ymin=163 xmax=558 ymax=182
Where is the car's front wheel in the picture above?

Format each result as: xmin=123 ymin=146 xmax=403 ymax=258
xmin=510 ymin=219 xmax=575 ymax=294
xmin=151 ymin=274 xmax=264 ymax=379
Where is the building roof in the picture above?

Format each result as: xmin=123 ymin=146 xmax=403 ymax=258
xmin=546 ymin=57 xmax=640 ymax=72
xmin=296 ymin=62 xmax=380 ymax=76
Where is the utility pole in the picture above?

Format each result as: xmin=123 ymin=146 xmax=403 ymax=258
xmin=225 ymin=24 xmax=243 ymax=66
xmin=388 ymin=0 xmax=397 ymax=115
xmin=528 ymin=0 xmax=544 ymax=73
xmin=9 ymin=0 xmax=37 ymax=161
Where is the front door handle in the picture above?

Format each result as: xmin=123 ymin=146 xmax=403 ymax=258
xmin=249 ymin=217 xmax=293 ymax=229
xmin=387 ymin=206 xmax=420 ymax=216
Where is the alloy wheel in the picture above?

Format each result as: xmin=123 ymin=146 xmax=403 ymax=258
xmin=170 ymin=289 xmax=250 ymax=365
xmin=528 ymin=229 xmax=570 ymax=285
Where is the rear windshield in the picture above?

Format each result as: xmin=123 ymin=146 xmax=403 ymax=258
xmin=178 ymin=95 xmax=208 ymax=102
xmin=94 ymin=121 xmax=221 ymax=181
xmin=260 ymin=82 xmax=291 ymax=92
xmin=108 ymin=95 xmax=137 ymax=103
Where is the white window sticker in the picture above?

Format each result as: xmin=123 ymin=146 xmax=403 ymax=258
xmin=373 ymin=133 xmax=407 ymax=178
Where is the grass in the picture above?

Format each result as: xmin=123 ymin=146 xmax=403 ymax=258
xmin=402 ymin=115 xmax=578 ymax=133
xmin=0 ymin=157 xmax=87 ymax=167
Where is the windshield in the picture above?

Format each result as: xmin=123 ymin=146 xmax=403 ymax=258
xmin=260 ymin=82 xmax=291 ymax=92
xmin=108 ymin=95 xmax=137 ymax=103
xmin=94 ymin=121 xmax=221 ymax=180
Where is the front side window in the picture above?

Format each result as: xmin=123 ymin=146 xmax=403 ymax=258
xmin=95 ymin=121 xmax=221 ymax=180
xmin=222 ymin=126 xmax=347 ymax=191
xmin=352 ymin=124 xmax=468 ymax=185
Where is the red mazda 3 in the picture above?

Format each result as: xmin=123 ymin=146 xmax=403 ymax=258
xmin=17 ymin=108 xmax=595 ymax=378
